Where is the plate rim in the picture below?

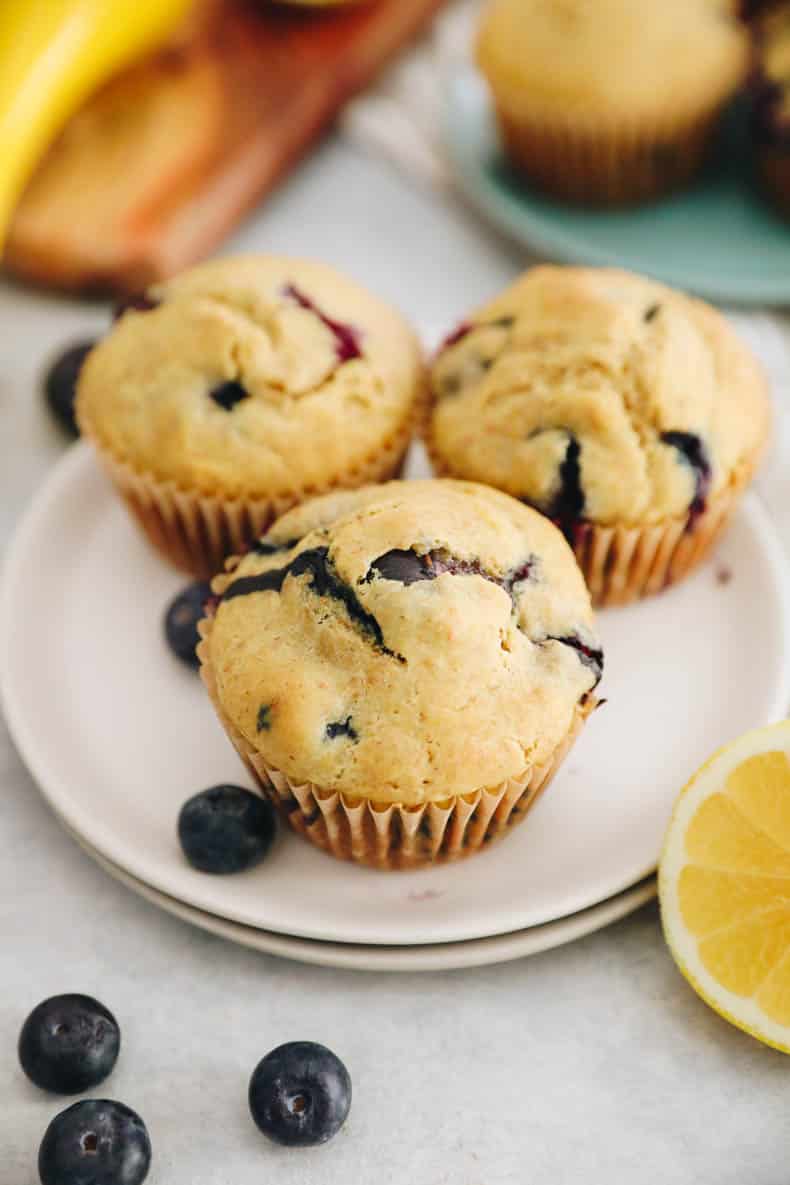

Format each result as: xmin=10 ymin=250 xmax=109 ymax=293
xmin=3 ymin=444 xmax=790 ymax=945
xmin=443 ymin=69 xmax=790 ymax=307
xmin=65 ymin=820 xmax=658 ymax=972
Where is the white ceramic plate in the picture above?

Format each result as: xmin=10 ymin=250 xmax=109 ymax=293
xmin=66 ymin=822 xmax=658 ymax=972
xmin=3 ymin=444 xmax=789 ymax=945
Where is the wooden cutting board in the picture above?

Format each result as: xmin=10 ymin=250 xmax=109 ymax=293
xmin=5 ymin=0 xmax=445 ymax=295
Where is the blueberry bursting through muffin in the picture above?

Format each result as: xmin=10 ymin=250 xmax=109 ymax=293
xmin=213 ymin=540 xmax=603 ymax=745
xmin=114 ymin=283 xmax=364 ymax=412
xmin=437 ymin=309 xmax=712 ymax=538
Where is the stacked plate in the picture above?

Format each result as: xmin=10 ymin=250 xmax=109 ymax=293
xmin=2 ymin=442 xmax=789 ymax=971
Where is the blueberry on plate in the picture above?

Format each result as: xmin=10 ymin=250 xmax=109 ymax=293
xmin=248 ymin=1041 xmax=352 ymax=1147
xmin=44 ymin=340 xmax=96 ymax=437
xmin=19 ymin=994 xmax=120 ymax=1095
xmin=178 ymin=785 xmax=277 ymax=874
xmin=164 ymin=581 xmax=212 ymax=668
xmin=39 ymin=1099 xmax=151 ymax=1185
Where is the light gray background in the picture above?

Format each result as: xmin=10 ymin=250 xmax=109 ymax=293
xmin=2 ymin=139 xmax=789 ymax=1185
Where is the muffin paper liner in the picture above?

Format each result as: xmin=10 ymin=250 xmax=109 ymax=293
xmin=427 ymin=443 xmax=757 ymax=607
xmin=79 ymin=402 xmax=421 ymax=579
xmin=198 ymin=621 xmax=595 ymax=871
xmin=492 ymin=101 xmax=732 ymax=206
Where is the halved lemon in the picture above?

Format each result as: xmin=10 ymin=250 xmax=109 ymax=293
xmin=660 ymin=720 xmax=790 ymax=1053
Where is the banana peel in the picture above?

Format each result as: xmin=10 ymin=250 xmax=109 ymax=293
xmin=0 ymin=0 xmax=193 ymax=254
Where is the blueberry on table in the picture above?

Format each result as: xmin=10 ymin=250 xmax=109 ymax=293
xmin=249 ymin=1041 xmax=352 ymax=1147
xmin=164 ymin=581 xmax=212 ymax=668
xmin=38 ymin=1099 xmax=151 ymax=1185
xmin=19 ymin=994 xmax=120 ymax=1095
xmin=43 ymin=341 xmax=96 ymax=437
xmin=178 ymin=785 xmax=277 ymax=874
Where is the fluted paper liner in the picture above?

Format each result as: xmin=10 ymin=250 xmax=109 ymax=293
xmin=79 ymin=404 xmax=418 ymax=579
xmin=427 ymin=438 xmax=756 ymax=607
xmin=198 ymin=622 xmax=595 ymax=870
xmin=492 ymin=102 xmax=731 ymax=206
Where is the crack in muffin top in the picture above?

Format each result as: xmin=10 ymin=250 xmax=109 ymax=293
xmin=76 ymin=256 xmax=423 ymax=500
xmin=429 ymin=267 xmax=769 ymax=529
xmin=203 ymin=480 xmax=601 ymax=805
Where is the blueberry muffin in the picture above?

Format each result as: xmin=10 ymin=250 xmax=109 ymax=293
xmin=476 ymin=0 xmax=751 ymax=205
xmin=77 ymin=255 xmax=424 ymax=577
xmin=198 ymin=480 xmax=602 ymax=870
xmin=428 ymin=267 xmax=769 ymax=606
xmin=752 ymin=3 xmax=790 ymax=219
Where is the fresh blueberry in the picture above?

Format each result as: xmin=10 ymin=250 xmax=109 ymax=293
xmin=44 ymin=341 xmax=96 ymax=437
xmin=178 ymin=785 xmax=277 ymax=874
xmin=248 ymin=1041 xmax=352 ymax=1147
xmin=19 ymin=994 xmax=120 ymax=1095
xmin=164 ymin=581 xmax=212 ymax=668
xmin=38 ymin=1099 xmax=151 ymax=1185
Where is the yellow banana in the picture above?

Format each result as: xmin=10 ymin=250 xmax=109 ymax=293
xmin=0 ymin=0 xmax=193 ymax=253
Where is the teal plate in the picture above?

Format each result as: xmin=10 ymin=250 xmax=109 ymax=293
xmin=444 ymin=70 xmax=790 ymax=306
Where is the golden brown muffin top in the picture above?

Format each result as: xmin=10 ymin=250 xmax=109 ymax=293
xmin=202 ymin=480 xmax=601 ymax=805
xmin=477 ymin=0 xmax=750 ymax=122
xmin=429 ymin=267 xmax=769 ymax=530
xmin=77 ymin=255 xmax=423 ymax=500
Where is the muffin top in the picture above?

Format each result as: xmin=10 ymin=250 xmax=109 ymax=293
xmin=477 ymin=0 xmax=749 ymax=122
xmin=202 ymin=480 xmax=601 ymax=805
xmin=429 ymin=267 xmax=769 ymax=531
xmin=76 ymin=256 xmax=423 ymax=500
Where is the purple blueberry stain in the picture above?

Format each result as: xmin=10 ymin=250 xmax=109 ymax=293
xmin=283 ymin=284 xmax=363 ymax=364
xmin=113 ymin=292 xmax=160 ymax=320
xmin=435 ymin=316 xmax=515 ymax=396
xmin=438 ymin=320 xmax=473 ymax=352
xmin=257 ymin=705 xmax=272 ymax=733
xmin=365 ymin=548 xmax=535 ymax=602
xmin=547 ymin=634 xmax=604 ymax=688
xmin=661 ymin=431 xmax=712 ymax=529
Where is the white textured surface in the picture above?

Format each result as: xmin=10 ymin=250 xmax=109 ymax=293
xmin=3 ymin=137 xmax=790 ymax=1183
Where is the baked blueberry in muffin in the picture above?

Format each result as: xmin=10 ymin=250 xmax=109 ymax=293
xmin=428 ymin=267 xmax=769 ymax=606
xmin=77 ymin=255 xmax=424 ymax=578
xmin=198 ymin=480 xmax=602 ymax=870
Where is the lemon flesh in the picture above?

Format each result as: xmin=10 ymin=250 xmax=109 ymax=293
xmin=660 ymin=721 xmax=790 ymax=1052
